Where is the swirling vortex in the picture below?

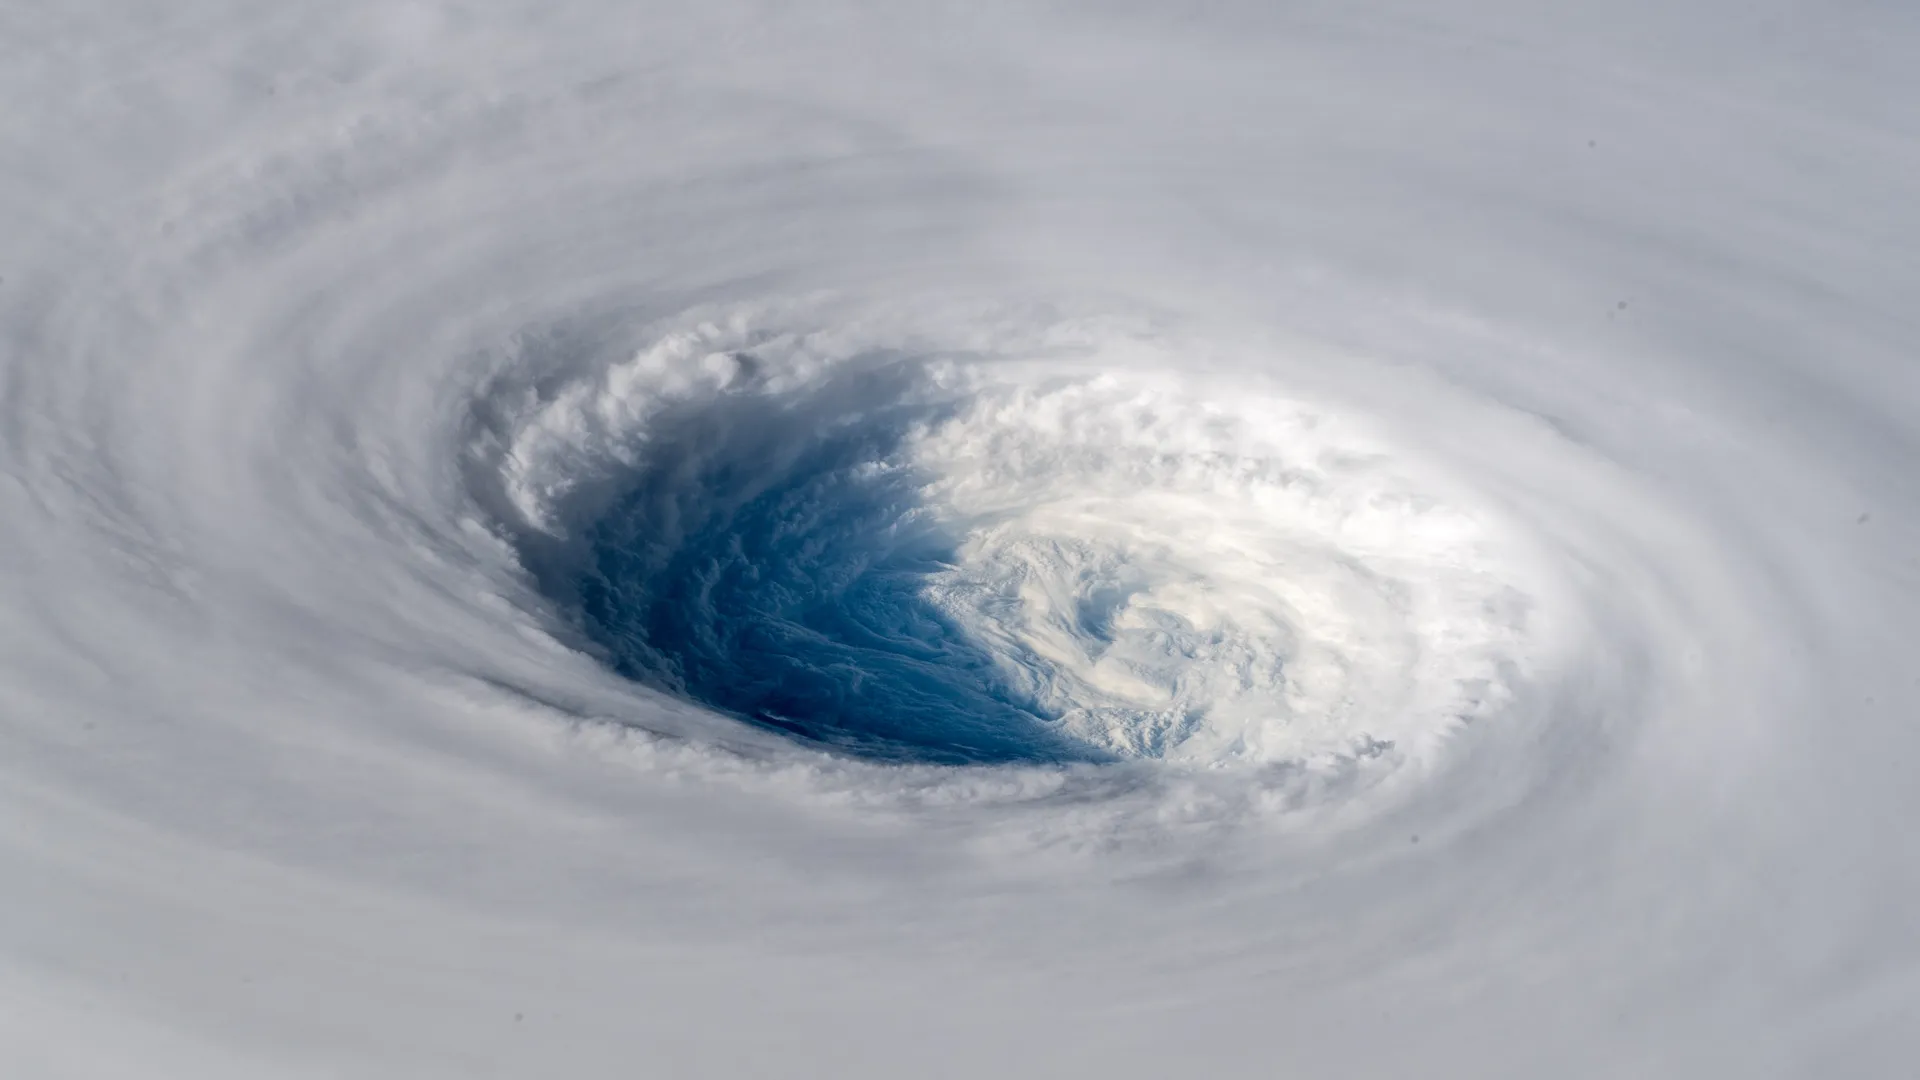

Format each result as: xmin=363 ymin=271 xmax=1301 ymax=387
xmin=2 ymin=2 xmax=1916 ymax=1077
xmin=489 ymin=308 xmax=1558 ymax=775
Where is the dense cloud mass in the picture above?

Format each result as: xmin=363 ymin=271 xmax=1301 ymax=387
xmin=3 ymin=2 xmax=1917 ymax=1077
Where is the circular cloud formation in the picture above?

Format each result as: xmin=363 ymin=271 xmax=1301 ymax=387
xmin=493 ymin=310 xmax=1556 ymax=774
xmin=2 ymin=3 xmax=1916 ymax=1078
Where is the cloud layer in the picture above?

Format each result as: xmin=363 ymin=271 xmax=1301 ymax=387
xmin=3 ymin=2 xmax=1916 ymax=1077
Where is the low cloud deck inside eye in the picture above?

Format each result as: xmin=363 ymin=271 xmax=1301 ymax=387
xmin=537 ymin=369 xmax=1100 ymax=766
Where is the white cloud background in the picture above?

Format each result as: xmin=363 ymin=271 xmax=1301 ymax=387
xmin=3 ymin=1 xmax=1917 ymax=1076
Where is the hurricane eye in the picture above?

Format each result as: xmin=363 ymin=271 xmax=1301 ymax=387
xmin=493 ymin=317 xmax=1550 ymax=776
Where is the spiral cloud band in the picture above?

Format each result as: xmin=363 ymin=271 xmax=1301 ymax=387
xmin=3 ymin=2 xmax=1916 ymax=1077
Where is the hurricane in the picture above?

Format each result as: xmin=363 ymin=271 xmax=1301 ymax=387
xmin=4 ymin=3 xmax=1916 ymax=1077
